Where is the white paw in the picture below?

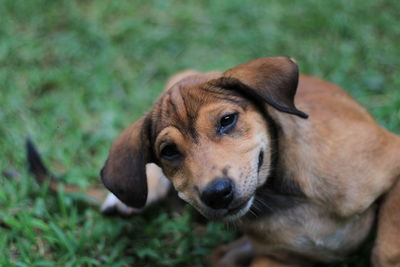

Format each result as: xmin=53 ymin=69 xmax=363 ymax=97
xmin=101 ymin=192 xmax=142 ymax=216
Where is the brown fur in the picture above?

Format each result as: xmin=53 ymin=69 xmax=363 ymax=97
xmin=101 ymin=58 xmax=400 ymax=266
xmin=28 ymin=57 xmax=400 ymax=266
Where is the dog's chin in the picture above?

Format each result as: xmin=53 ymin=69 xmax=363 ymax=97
xmin=200 ymin=196 xmax=254 ymax=222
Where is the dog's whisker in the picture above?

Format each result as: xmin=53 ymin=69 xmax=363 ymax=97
xmin=251 ymin=203 xmax=262 ymax=214
xmin=254 ymin=197 xmax=273 ymax=212
xmin=248 ymin=208 xmax=258 ymax=218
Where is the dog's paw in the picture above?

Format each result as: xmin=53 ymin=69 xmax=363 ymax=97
xmin=101 ymin=193 xmax=142 ymax=216
xmin=212 ymin=246 xmax=242 ymax=267
xmin=212 ymin=243 xmax=253 ymax=267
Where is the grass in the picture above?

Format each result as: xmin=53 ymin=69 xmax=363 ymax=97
xmin=1 ymin=0 xmax=399 ymax=266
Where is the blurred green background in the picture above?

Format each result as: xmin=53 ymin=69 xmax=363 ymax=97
xmin=1 ymin=0 xmax=399 ymax=266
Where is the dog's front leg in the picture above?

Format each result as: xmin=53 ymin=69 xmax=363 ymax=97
xmin=212 ymin=236 xmax=255 ymax=267
xmin=249 ymin=257 xmax=307 ymax=267
xmin=101 ymin=163 xmax=171 ymax=216
xmin=212 ymin=236 xmax=311 ymax=267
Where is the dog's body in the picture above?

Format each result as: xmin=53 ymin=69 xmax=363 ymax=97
xmin=236 ymin=74 xmax=399 ymax=264
xmin=28 ymin=57 xmax=400 ymax=266
xmin=217 ymin=75 xmax=398 ymax=266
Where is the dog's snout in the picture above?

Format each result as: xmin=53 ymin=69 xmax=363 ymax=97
xmin=200 ymin=178 xmax=234 ymax=209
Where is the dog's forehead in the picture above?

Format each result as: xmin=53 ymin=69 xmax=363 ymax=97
xmin=151 ymin=78 xmax=214 ymax=140
xmin=150 ymin=74 xmax=248 ymax=141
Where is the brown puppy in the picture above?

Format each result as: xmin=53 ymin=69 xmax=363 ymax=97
xmin=37 ymin=57 xmax=400 ymax=266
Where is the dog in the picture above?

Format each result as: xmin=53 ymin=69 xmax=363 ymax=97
xmin=28 ymin=57 xmax=400 ymax=266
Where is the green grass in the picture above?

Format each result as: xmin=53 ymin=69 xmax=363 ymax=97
xmin=1 ymin=0 xmax=399 ymax=266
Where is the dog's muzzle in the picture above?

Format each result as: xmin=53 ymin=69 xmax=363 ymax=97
xmin=200 ymin=178 xmax=234 ymax=209
xmin=198 ymin=178 xmax=254 ymax=221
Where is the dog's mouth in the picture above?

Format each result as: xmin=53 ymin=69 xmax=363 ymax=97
xmin=224 ymin=196 xmax=254 ymax=220
xmin=201 ymin=196 xmax=254 ymax=222
xmin=205 ymin=151 xmax=262 ymax=221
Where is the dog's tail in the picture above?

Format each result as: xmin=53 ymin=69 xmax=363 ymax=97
xmin=26 ymin=138 xmax=107 ymax=205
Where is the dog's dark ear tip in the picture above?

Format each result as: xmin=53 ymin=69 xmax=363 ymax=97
xmin=101 ymin=205 xmax=118 ymax=216
xmin=121 ymin=196 xmax=147 ymax=209
xmin=285 ymin=109 xmax=308 ymax=119
xmin=296 ymin=110 xmax=309 ymax=119
xmin=102 ymin=178 xmax=147 ymax=209
xmin=268 ymin=101 xmax=308 ymax=119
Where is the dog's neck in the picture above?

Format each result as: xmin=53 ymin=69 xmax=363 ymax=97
xmin=246 ymin=110 xmax=305 ymax=220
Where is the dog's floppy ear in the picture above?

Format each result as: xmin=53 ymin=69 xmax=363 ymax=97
xmin=100 ymin=115 xmax=153 ymax=208
xmin=214 ymin=57 xmax=308 ymax=118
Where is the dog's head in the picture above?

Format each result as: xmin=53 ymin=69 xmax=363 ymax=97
xmin=101 ymin=57 xmax=307 ymax=221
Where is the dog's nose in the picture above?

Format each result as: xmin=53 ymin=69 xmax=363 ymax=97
xmin=201 ymin=178 xmax=234 ymax=209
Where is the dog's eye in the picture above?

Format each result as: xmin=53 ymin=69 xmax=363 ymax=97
xmin=160 ymin=144 xmax=181 ymax=160
xmin=218 ymin=113 xmax=238 ymax=134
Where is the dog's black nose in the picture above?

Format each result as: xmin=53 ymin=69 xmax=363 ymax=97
xmin=201 ymin=178 xmax=234 ymax=209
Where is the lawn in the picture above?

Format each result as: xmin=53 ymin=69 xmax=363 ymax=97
xmin=1 ymin=0 xmax=399 ymax=266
